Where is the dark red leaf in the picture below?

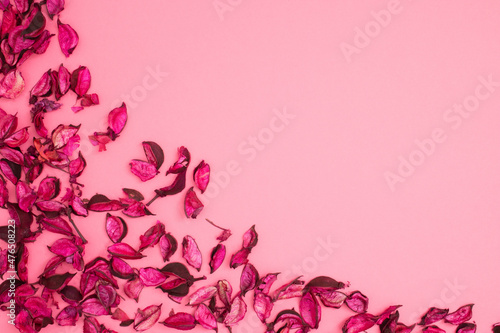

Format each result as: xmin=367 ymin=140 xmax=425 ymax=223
xmin=39 ymin=272 xmax=75 ymax=290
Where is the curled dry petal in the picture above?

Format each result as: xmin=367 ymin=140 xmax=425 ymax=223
xmin=195 ymin=304 xmax=218 ymax=331
xmin=37 ymin=176 xmax=60 ymax=200
xmin=193 ymin=160 xmax=210 ymax=193
xmin=56 ymin=305 xmax=79 ymax=326
xmin=319 ymin=290 xmax=347 ymax=308
xmin=48 ymin=238 xmax=79 ymax=257
xmin=46 ymin=0 xmax=65 ymax=19
xmin=0 ymin=69 xmax=24 ymax=99
xmin=445 ymin=304 xmax=473 ymax=325
xmin=96 ymin=283 xmax=117 ymax=309
xmin=130 ymin=160 xmax=159 ymax=182
xmin=108 ymin=243 xmax=145 ymax=260
xmin=81 ymin=296 xmax=109 ymax=316
xmin=124 ymin=276 xmax=144 ymax=302
xmin=229 ymin=248 xmax=251 ymax=269
xmin=346 ymin=291 xmax=369 ymax=313
xmin=456 ymin=323 xmax=476 ymax=333
xmin=256 ymin=273 xmax=279 ymax=295
xmin=224 ymin=293 xmax=247 ymax=327
xmin=69 ymin=151 xmax=86 ymax=180
xmin=83 ymin=316 xmax=101 ymax=333
xmin=112 ymin=308 xmax=130 ymax=322
xmin=52 ymin=124 xmax=80 ymax=149
xmin=57 ymin=64 xmax=71 ymax=97
xmin=167 ymin=146 xmax=191 ymax=175
xmin=182 ymin=235 xmax=202 ymax=272
xmin=39 ymin=272 xmax=75 ymax=290
xmin=304 ymin=276 xmax=345 ymax=294
xmin=422 ymin=326 xmax=446 ymax=333
xmin=122 ymin=200 xmax=153 ymax=217
xmin=16 ymin=181 xmax=37 ymax=212
xmin=139 ymin=267 xmax=166 ymax=287
xmin=134 ymin=304 xmax=162 ymax=331
xmin=0 ymin=177 xmax=7 ymax=207
xmin=70 ymin=66 xmax=90 ymax=97
xmin=30 ymin=70 xmax=52 ymax=98
xmin=254 ymin=292 xmax=273 ymax=323
xmin=217 ymin=280 xmax=232 ymax=308
xmin=139 ymin=221 xmax=165 ymax=251
xmin=58 ymin=19 xmax=79 ymax=57
xmin=162 ymin=312 xmax=196 ymax=330
xmin=88 ymin=194 xmax=124 ymax=211
xmin=160 ymin=233 xmax=178 ymax=262
xmin=187 ymin=285 xmax=217 ymax=306
xmin=419 ymin=308 xmax=449 ymax=326
xmin=300 ymin=291 xmax=321 ymax=329
xmin=184 ymin=187 xmax=204 ymax=219
xmin=106 ymin=214 xmax=128 ymax=243
xmin=142 ymin=141 xmax=164 ymax=169
xmin=395 ymin=322 xmax=416 ymax=333
xmin=242 ymin=225 xmax=258 ymax=249
xmin=240 ymin=263 xmax=259 ymax=296
xmin=342 ymin=313 xmax=378 ymax=333
xmin=209 ymin=243 xmax=225 ymax=273
xmin=273 ymin=277 xmax=304 ymax=301
xmin=110 ymin=256 xmax=135 ymax=280
xmin=108 ymin=103 xmax=127 ymax=135
xmin=154 ymin=170 xmax=186 ymax=198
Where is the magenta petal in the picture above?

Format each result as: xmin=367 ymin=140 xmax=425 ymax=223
xmin=108 ymin=243 xmax=145 ymax=260
xmin=195 ymin=304 xmax=218 ymax=331
xmin=48 ymin=238 xmax=79 ymax=257
xmin=139 ymin=221 xmax=166 ymax=251
xmin=16 ymin=181 xmax=37 ymax=212
xmin=166 ymin=146 xmax=191 ymax=175
xmin=182 ymin=235 xmax=202 ymax=271
xmin=253 ymin=293 xmax=273 ymax=323
xmin=4 ymin=127 xmax=29 ymax=147
xmin=108 ymin=103 xmax=127 ymax=135
xmin=56 ymin=306 xmax=79 ymax=326
xmin=162 ymin=312 xmax=196 ymax=330
xmin=217 ymin=279 xmax=233 ymax=308
xmin=154 ymin=170 xmax=186 ymax=197
xmin=187 ymin=286 xmax=217 ymax=306
xmin=88 ymin=194 xmax=124 ymax=211
xmin=273 ymin=277 xmax=305 ymax=301
xmin=396 ymin=323 xmax=416 ymax=333
xmin=30 ymin=70 xmax=52 ymax=98
xmin=318 ymin=290 xmax=347 ymax=308
xmin=57 ymin=19 xmax=79 ymax=57
xmin=52 ymin=124 xmax=80 ymax=149
xmin=342 ymin=313 xmax=378 ymax=333
xmin=229 ymin=248 xmax=250 ymax=269
xmin=46 ymin=0 xmax=64 ymax=19
xmin=346 ymin=291 xmax=369 ymax=313
xmin=134 ymin=304 xmax=162 ymax=332
xmin=0 ymin=159 xmax=20 ymax=184
xmin=106 ymin=214 xmax=128 ymax=243
xmin=240 ymin=263 xmax=259 ymax=296
xmin=83 ymin=316 xmax=102 ymax=333
xmin=159 ymin=233 xmax=178 ymax=262
xmin=70 ymin=66 xmax=91 ymax=97
xmin=209 ymin=243 xmax=226 ymax=273
xmin=256 ymin=273 xmax=279 ymax=295
xmin=139 ymin=267 xmax=166 ymax=287
xmin=300 ymin=291 xmax=321 ymax=329
xmin=422 ymin=325 xmax=446 ymax=333
xmin=184 ymin=187 xmax=204 ymax=219
xmin=142 ymin=141 xmax=164 ymax=169
xmin=81 ymin=296 xmax=110 ymax=316
xmin=193 ymin=160 xmax=210 ymax=193
xmin=224 ymin=293 xmax=247 ymax=327
xmin=0 ymin=147 xmax=24 ymax=165
xmin=110 ymin=257 xmax=135 ymax=280
xmin=130 ymin=160 xmax=159 ymax=182
xmin=305 ymin=276 xmax=345 ymax=294
xmin=96 ymin=283 xmax=117 ymax=309
xmin=36 ymin=200 xmax=65 ymax=213
xmin=37 ymin=176 xmax=60 ymax=200
xmin=242 ymin=225 xmax=258 ymax=249
xmin=69 ymin=151 xmax=86 ymax=179
xmin=0 ymin=177 xmax=7 ymax=207
xmin=456 ymin=323 xmax=476 ymax=333
xmin=444 ymin=304 xmax=473 ymax=325
xmin=419 ymin=307 xmax=449 ymax=326
xmin=57 ymin=64 xmax=71 ymax=97
xmin=122 ymin=201 xmax=152 ymax=217
xmin=0 ymin=70 xmax=25 ymax=99
xmin=124 ymin=276 xmax=144 ymax=302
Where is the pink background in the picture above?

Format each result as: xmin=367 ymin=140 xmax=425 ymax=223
xmin=2 ymin=0 xmax=500 ymax=332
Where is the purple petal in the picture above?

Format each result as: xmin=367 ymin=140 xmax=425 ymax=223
xmin=46 ymin=0 xmax=64 ymax=19
xmin=422 ymin=325 xmax=446 ymax=333
xmin=96 ymin=283 xmax=117 ymax=309
xmin=108 ymin=243 xmax=145 ymax=260
xmin=193 ymin=160 xmax=210 ymax=193
xmin=16 ymin=181 xmax=37 ymax=212
xmin=166 ymin=146 xmax=191 ymax=175
xmin=300 ymin=291 xmax=321 ymax=329
xmin=108 ymin=103 xmax=127 ymax=135
xmin=223 ymin=293 xmax=247 ymax=327
xmin=182 ymin=235 xmax=202 ymax=271
xmin=110 ymin=256 xmax=135 ymax=280
xmin=256 ymin=273 xmax=279 ymax=296
xmin=124 ymin=276 xmax=144 ymax=302
xmin=240 ymin=263 xmax=259 ymax=296
xmin=159 ymin=233 xmax=178 ymax=262
xmin=30 ymin=70 xmax=52 ymax=98
xmin=229 ymin=248 xmax=250 ymax=269
xmin=456 ymin=323 xmax=476 ymax=333
xmin=81 ymin=296 xmax=110 ymax=316
xmin=242 ymin=225 xmax=258 ymax=249
xmin=130 ymin=160 xmax=159 ymax=182
xmin=139 ymin=221 xmax=165 ymax=251
xmin=346 ymin=291 xmax=369 ymax=313
xmin=57 ymin=19 xmax=78 ymax=57
xmin=342 ymin=313 xmax=378 ymax=333
xmin=209 ymin=243 xmax=226 ymax=273
xmin=419 ymin=307 xmax=449 ymax=326
xmin=48 ymin=238 xmax=79 ymax=257
xmin=106 ymin=214 xmax=128 ymax=243
xmin=70 ymin=66 xmax=90 ymax=97
xmin=217 ymin=279 xmax=233 ymax=308
xmin=445 ymin=304 xmax=473 ymax=325
xmin=37 ymin=176 xmax=60 ymax=200
xmin=195 ymin=304 xmax=218 ymax=331
xmin=162 ymin=312 xmax=196 ymax=330
xmin=142 ymin=141 xmax=164 ymax=169
xmin=254 ymin=293 xmax=273 ymax=323
xmin=184 ymin=187 xmax=204 ymax=219
xmin=56 ymin=305 xmax=78 ymax=326
xmin=134 ymin=304 xmax=162 ymax=332
xmin=187 ymin=286 xmax=217 ymax=306
xmin=139 ymin=267 xmax=166 ymax=287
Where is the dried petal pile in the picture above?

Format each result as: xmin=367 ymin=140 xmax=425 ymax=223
xmin=0 ymin=1 xmax=494 ymax=333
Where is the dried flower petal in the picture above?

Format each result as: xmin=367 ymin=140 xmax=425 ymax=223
xmin=139 ymin=221 xmax=165 ymax=251
xmin=342 ymin=313 xmax=378 ymax=333
xmin=456 ymin=323 xmax=476 ymax=333
xmin=422 ymin=325 xmax=446 ymax=333
xmin=346 ymin=291 xmax=369 ymax=313
xmin=108 ymin=103 xmax=127 ymax=135
xmin=56 ymin=305 xmax=79 ymax=326
xmin=0 ymin=69 xmax=24 ymax=99
xmin=31 ymin=70 xmax=52 ymax=98
xmin=184 ymin=187 xmax=204 ymax=219
xmin=124 ymin=276 xmax=144 ymax=302
xmin=256 ymin=273 xmax=279 ymax=295
xmin=273 ymin=277 xmax=305 ymax=301
xmin=139 ymin=267 xmax=166 ymax=287
xmin=57 ymin=64 xmax=71 ymax=97
xmin=318 ymin=290 xmax=347 ymax=308
xmin=182 ymin=235 xmax=202 ymax=272
xmin=142 ymin=141 xmax=164 ymax=169
xmin=304 ymin=276 xmax=345 ymax=294
xmin=83 ymin=316 xmax=102 ymax=333
xmin=110 ymin=256 xmax=135 ymax=280
xmin=242 ymin=225 xmax=258 ymax=249
xmin=46 ymin=0 xmax=65 ymax=19
xmin=108 ymin=243 xmax=145 ymax=260
xmin=70 ymin=66 xmax=90 ymax=97
xmin=39 ymin=272 xmax=75 ymax=291
xmin=195 ymin=304 xmax=218 ymax=331
xmin=167 ymin=146 xmax=191 ymax=175
xmin=188 ymin=286 xmax=217 ymax=306
xmin=48 ymin=238 xmax=79 ymax=257
xmin=130 ymin=159 xmax=159 ymax=182
xmin=122 ymin=200 xmax=153 ymax=217
xmin=395 ymin=322 xmax=416 ymax=333
xmin=240 ymin=263 xmax=259 ymax=296
xmin=106 ymin=214 xmax=128 ymax=243
xmin=224 ymin=293 xmax=247 ymax=327
xmin=300 ymin=291 xmax=321 ymax=329
xmin=445 ymin=304 xmax=473 ymax=325
xmin=162 ymin=312 xmax=196 ymax=330
xmin=229 ymin=248 xmax=251 ymax=269
xmin=88 ymin=194 xmax=124 ymax=211
xmin=160 ymin=233 xmax=178 ymax=262
xmin=16 ymin=181 xmax=37 ymax=212
xmin=209 ymin=243 xmax=225 ymax=273
xmin=419 ymin=308 xmax=449 ymax=326
xmin=81 ymin=295 xmax=110 ymax=316
xmin=154 ymin=170 xmax=186 ymax=198
xmin=134 ymin=304 xmax=162 ymax=331
xmin=254 ymin=292 xmax=273 ymax=323
xmin=58 ymin=19 xmax=78 ymax=57
xmin=217 ymin=280 xmax=233 ymax=308
xmin=37 ymin=176 xmax=60 ymax=200
xmin=193 ymin=160 xmax=210 ymax=193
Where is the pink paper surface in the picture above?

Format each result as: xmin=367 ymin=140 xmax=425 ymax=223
xmin=1 ymin=1 xmax=500 ymax=332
